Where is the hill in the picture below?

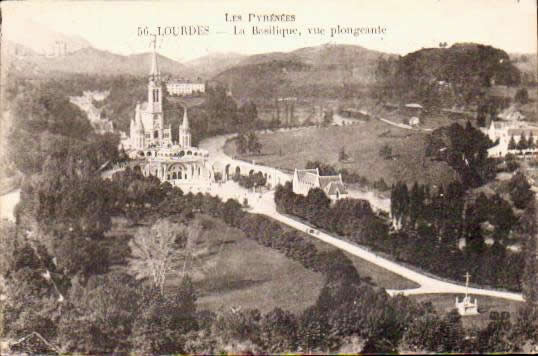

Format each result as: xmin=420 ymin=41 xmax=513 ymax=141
xmin=378 ymin=43 xmax=522 ymax=108
xmin=4 ymin=45 xmax=190 ymax=77
xmin=213 ymin=44 xmax=396 ymax=99
xmin=184 ymin=52 xmax=246 ymax=78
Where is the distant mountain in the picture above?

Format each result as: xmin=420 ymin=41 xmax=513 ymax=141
xmin=5 ymin=20 xmax=91 ymax=56
xmin=213 ymin=43 xmax=396 ymax=98
xmin=4 ymin=46 xmax=190 ymax=77
xmin=184 ymin=52 xmax=246 ymax=78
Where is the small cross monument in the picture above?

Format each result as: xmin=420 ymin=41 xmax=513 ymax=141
xmin=455 ymin=272 xmax=479 ymax=316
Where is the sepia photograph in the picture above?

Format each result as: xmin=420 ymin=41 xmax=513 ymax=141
xmin=0 ymin=0 xmax=537 ymax=353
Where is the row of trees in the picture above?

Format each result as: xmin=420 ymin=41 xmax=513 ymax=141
xmin=273 ymin=173 xmax=527 ymax=291
xmin=275 ymin=182 xmax=385 ymax=242
xmin=232 ymin=170 xmax=267 ymax=189
xmin=235 ymin=131 xmax=262 ymax=155
xmin=508 ymin=132 xmax=537 ymax=151
xmin=390 ymin=173 xmax=536 ymax=291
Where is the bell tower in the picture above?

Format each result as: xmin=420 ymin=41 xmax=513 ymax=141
xmin=147 ymin=35 xmax=164 ymax=146
xmin=148 ymin=35 xmax=163 ymax=114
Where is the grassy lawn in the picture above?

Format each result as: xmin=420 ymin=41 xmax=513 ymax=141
xmin=110 ymin=212 xmax=419 ymax=314
xmin=121 ymin=214 xmax=326 ymax=314
xmin=224 ymin=119 xmax=458 ymax=187
xmin=410 ymin=294 xmax=525 ymax=330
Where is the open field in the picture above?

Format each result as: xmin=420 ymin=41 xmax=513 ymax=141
xmin=224 ymin=119 xmax=459 ymax=187
xmin=111 ymin=215 xmax=325 ymax=314
xmin=109 ymin=211 xmax=419 ymax=314
xmin=190 ymin=224 xmax=325 ymax=314
xmin=410 ymin=293 xmax=525 ymax=330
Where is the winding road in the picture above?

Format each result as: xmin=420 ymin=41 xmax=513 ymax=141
xmin=199 ymin=134 xmax=525 ymax=302
xmin=0 ymin=132 xmax=524 ymax=302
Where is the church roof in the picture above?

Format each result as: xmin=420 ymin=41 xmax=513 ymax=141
xmin=507 ymin=128 xmax=538 ymax=137
xmin=295 ymin=169 xmax=319 ymax=185
xmin=498 ymin=106 xmax=525 ymax=121
xmin=318 ymin=175 xmax=343 ymax=191
xmin=491 ymin=122 xmax=505 ymax=129
xmin=325 ymin=181 xmax=348 ymax=196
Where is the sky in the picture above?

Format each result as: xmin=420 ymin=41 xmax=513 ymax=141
xmin=2 ymin=0 xmax=537 ymax=61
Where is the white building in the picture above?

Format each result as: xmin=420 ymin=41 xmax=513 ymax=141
xmin=293 ymin=168 xmax=348 ymax=201
xmin=166 ymin=81 xmax=205 ymax=96
xmin=498 ymin=106 xmax=526 ymax=121
xmin=120 ymin=42 xmax=213 ymax=186
xmin=485 ymin=121 xmax=538 ymax=157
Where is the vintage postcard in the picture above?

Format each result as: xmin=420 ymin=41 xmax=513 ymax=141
xmin=0 ymin=0 xmax=537 ymax=354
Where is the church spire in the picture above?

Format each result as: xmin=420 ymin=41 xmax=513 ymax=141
xmin=182 ymin=106 xmax=189 ymax=130
xmin=150 ymin=35 xmax=159 ymax=80
xmin=179 ymin=105 xmax=191 ymax=148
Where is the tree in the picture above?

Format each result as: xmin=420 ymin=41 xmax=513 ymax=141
xmin=235 ymin=134 xmax=247 ymax=154
xmin=213 ymin=308 xmax=262 ymax=347
xmin=517 ymin=133 xmax=528 ymax=151
xmin=58 ymin=271 xmax=142 ymax=353
xmin=508 ymin=135 xmax=517 ymax=150
xmin=505 ymin=153 xmax=519 ymax=172
xmin=338 ymin=146 xmax=349 ymax=162
xmin=508 ymin=172 xmax=534 ymax=209
xmin=477 ymin=317 xmax=513 ymax=353
xmin=401 ymin=311 xmax=442 ymax=352
xmin=297 ymin=306 xmax=330 ymax=352
xmin=304 ymin=188 xmax=331 ymax=222
xmin=521 ymin=200 xmax=538 ymax=303
xmin=260 ymin=308 xmax=298 ymax=353
xmin=222 ymin=199 xmax=244 ymax=227
xmin=379 ymin=144 xmax=392 ymax=159
xmin=127 ymin=219 xmax=186 ymax=294
xmin=477 ymin=103 xmax=488 ymax=127
xmin=528 ymin=132 xmax=535 ymax=149
xmin=247 ymin=131 xmax=262 ymax=155
xmin=130 ymin=282 xmax=198 ymax=354
xmin=515 ymin=88 xmax=529 ymax=104
xmin=322 ymin=110 xmax=333 ymax=127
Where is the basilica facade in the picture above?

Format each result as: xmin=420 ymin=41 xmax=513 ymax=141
xmin=122 ymin=45 xmax=214 ymax=185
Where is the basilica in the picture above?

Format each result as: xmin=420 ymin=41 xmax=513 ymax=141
xmin=121 ymin=45 xmax=214 ymax=185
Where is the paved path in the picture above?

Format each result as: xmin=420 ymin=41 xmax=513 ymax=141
xmin=378 ymin=117 xmax=433 ymax=132
xmin=200 ymin=134 xmax=525 ymax=302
